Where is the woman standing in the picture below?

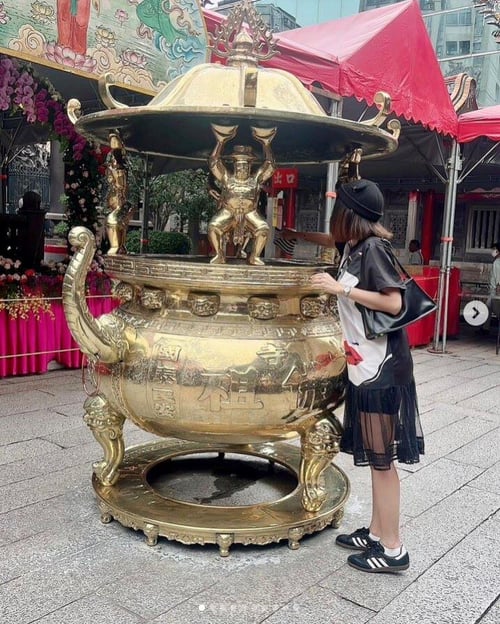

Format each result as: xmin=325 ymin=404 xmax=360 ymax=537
xmin=292 ymin=178 xmax=424 ymax=573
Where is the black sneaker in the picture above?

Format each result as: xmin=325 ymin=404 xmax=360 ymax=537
xmin=335 ymin=527 xmax=377 ymax=551
xmin=347 ymin=542 xmax=410 ymax=573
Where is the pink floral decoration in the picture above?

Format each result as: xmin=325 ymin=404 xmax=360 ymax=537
xmin=119 ymin=49 xmax=148 ymax=68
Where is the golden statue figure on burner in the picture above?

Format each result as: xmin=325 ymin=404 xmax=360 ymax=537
xmin=105 ymin=132 xmax=133 ymax=255
xmin=207 ymin=123 xmax=276 ymax=265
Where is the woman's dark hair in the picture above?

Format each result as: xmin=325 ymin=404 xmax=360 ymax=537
xmin=330 ymin=200 xmax=393 ymax=242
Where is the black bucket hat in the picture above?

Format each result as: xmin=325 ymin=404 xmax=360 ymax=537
xmin=337 ymin=179 xmax=384 ymax=222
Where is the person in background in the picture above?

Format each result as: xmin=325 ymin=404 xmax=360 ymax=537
xmin=483 ymin=241 xmax=500 ymax=334
xmin=408 ymin=239 xmax=424 ymax=265
xmin=487 ymin=241 xmax=500 ymax=306
xmin=306 ymin=178 xmax=424 ymax=574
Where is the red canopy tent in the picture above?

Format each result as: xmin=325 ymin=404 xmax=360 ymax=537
xmin=457 ymin=106 xmax=500 ymax=143
xmin=271 ymin=0 xmax=457 ymax=137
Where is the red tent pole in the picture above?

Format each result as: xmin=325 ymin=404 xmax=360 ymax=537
xmin=421 ymin=190 xmax=435 ymax=264
xmin=283 ymin=189 xmax=296 ymax=229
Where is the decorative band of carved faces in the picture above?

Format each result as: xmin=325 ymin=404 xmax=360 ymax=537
xmin=141 ymin=288 xmax=165 ymax=310
xmin=113 ymin=281 xmax=134 ymax=303
xmin=248 ymin=296 xmax=280 ymax=320
xmin=300 ymin=296 xmax=326 ymax=319
xmin=187 ymin=292 xmax=220 ymax=317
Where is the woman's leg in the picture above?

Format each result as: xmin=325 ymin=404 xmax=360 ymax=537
xmin=370 ymin=463 xmax=401 ymax=549
xmin=360 ymin=411 xmax=401 ymax=547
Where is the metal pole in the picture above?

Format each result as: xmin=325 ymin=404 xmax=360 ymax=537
xmin=324 ymin=99 xmax=343 ymax=233
xmin=432 ymin=139 xmax=461 ymax=352
xmin=140 ymin=154 xmax=150 ymax=254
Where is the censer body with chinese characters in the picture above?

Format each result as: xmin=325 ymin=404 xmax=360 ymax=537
xmin=62 ymin=0 xmax=399 ymax=555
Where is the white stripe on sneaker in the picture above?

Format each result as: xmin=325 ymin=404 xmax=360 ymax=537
xmin=367 ymin=557 xmax=389 ymax=569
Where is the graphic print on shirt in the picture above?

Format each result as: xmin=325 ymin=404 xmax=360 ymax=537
xmin=336 ymin=238 xmax=406 ymax=388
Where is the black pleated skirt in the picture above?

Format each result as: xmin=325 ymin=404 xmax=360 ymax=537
xmin=340 ymin=379 xmax=425 ymax=470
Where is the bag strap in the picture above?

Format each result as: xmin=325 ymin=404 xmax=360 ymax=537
xmin=380 ymin=238 xmax=412 ymax=281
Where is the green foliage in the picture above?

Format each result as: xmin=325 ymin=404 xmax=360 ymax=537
xmin=53 ymin=221 xmax=69 ymax=238
xmin=126 ymin=230 xmax=191 ymax=255
xmin=127 ymin=163 xmax=217 ymax=232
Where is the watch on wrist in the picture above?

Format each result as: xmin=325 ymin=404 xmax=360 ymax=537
xmin=342 ymin=285 xmax=352 ymax=297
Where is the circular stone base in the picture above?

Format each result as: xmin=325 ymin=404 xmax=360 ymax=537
xmin=93 ymin=439 xmax=350 ymax=556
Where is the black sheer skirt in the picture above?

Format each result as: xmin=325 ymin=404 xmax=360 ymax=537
xmin=340 ymin=379 xmax=425 ymax=470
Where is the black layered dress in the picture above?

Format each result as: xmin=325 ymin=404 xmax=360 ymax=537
xmin=336 ymin=236 xmax=425 ymax=470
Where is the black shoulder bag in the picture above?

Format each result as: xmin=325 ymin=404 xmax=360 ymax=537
xmin=357 ymin=239 xmax=437 ymax=340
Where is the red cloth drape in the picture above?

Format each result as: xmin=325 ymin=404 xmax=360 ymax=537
xmin=0 ymin=296 xmax=118 ymax=377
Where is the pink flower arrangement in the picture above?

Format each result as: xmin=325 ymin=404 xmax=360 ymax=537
xmin=0 ymin=55 xmax=88 ymax=160
xmin=0 ymin=254 xmax=113 ymax=319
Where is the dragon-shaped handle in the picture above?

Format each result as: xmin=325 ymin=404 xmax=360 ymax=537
xmin=62 ymin=227 xmax=129 ymax=364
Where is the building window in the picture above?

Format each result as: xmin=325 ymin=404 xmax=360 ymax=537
xmin=445 ymin=10 xmax=472 ymax=26
xmin=446 ymin=41 xmax=458 ymax=55
xmin=467 ymin=206 xmax=500 ymax=253
xmin=459 ymin=40 xmax=471 ymax=55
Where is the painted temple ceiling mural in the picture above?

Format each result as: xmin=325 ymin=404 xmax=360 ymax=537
xmin=0 ymin=0 xmax=210 ymax=94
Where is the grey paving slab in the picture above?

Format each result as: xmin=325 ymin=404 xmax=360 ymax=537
xmin=318 ymin=558 xmax=412 ymax=613
xmin=0 ymin=408 xmax=82 ymax=445
xmin=0 ymin=487 xmax=98 ymax=544
xmin=468 ymin=460 xmax=500 ymax=496
xmin=0 ymin=518 xmax=112 ymax=584
xmin=0 ymin=463 xmax=91 ymax=514
xmin=446 ymin=427 xmax=500 ymax=469
xmin=429 ymin=372 xmax=500 ymax=404
xmin=478 ymin=598 xmax=500 ymax=624
xmin=263 ymin=586 xmax=375 ymax=624
xmin=151 ymin=539 xmax=349 ymax=624
xmin=0 ymin=438 xmax=62 ymax=465
xmin=95 ymin=552 xmax=233 ymax=620
xmin=32 ymin=595 xmax=145 ymax=624
xmin=400 ymin=457 xmax=483 ymax=518
xmin=454 ymin=362 xmax=500 ymax=380
xmin=414 ymin=374 xmax=463 ymax=400
xmin=0 ymin=441 xmax=97 ymax=486
xmin=419 ymin=402 xmax=497 ymax=435
xmin=458 ymin=387 xmax=500 ymax=416
xmin=417 ymin=414 xmax=498 ymax=466
xmin=0 ymin=390 xmax=69 ymax=416
xmin=367 ymin=518 xmax=500 ymax=624
xmin=413 ymin=360 xmax=485 ymax=385
xmin=403 ymin=485 xmax=500 ymax=574
xmin=0 ymin=539 xmax=156 ymax=624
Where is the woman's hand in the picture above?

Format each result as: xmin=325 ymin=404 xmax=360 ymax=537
xmin=310 ymin=271 xmax=343 ymax=296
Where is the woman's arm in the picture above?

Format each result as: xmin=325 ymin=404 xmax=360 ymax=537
xmin=310 ymin=272 xmax=402 ymax=315
xmin=281 ymin=229 xmax=335 ymax=248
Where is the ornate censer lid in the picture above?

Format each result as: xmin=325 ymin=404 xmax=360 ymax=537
xmin=69 ymin=0 xmax=399 ymax=165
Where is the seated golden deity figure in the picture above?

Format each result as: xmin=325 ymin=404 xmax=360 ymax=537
xmin=207 ymin=123 xmax=276 ymax=265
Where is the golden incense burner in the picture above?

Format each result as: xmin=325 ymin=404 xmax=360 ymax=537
xmin=63 ymin=0 xmax=399 ymax=555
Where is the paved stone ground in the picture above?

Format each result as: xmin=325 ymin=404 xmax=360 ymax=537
xmin=0 ymin=324 xmax=499 ymax=624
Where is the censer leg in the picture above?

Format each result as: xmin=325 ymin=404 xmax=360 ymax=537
xmin=144 ymin=523 xmax=160 ymax=546
xmin=84 ymin=395 xmax=125 ymax=486
xmin=299 ymin=417 xmax=342 ymax=513
xmin=288 ymin=527 xmax=305 ymax=550
xmin=216 ymin=533 xmax=234 ymax=557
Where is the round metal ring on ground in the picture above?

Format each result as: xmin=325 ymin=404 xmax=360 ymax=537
xmin=93 ymin=439 xmax=350 ymax=556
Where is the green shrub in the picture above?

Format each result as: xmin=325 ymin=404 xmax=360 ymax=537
xmin=125 ymin=230 xmax=191 ymax=255
xmin=54 ymin=221 xmax=69 ymax=238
